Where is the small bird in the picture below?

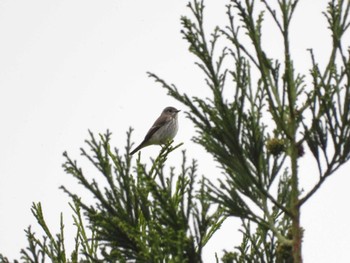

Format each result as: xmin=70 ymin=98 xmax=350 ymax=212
xmin=130 ymin=106 xmax=180 ymax=155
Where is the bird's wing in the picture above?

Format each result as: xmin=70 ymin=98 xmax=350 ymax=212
xmin=142 ymin=115 xmax=169 ymax=143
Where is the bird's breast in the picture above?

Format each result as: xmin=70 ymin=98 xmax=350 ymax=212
xmin=149 ymin=118 xmax=178 ymax=145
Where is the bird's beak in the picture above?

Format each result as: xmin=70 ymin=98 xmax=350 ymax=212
xmin=176 ymin=110 xmax=181 ymax=113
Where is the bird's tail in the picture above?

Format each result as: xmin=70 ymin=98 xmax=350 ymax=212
xmin=130 ymin=142 xmax=145 ymax=155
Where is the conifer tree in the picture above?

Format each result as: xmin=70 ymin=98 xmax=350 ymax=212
xmin=1 ymin=0 xmax=350 ymax=262
xmin=150 ymin=0 xmax=350 ymax=262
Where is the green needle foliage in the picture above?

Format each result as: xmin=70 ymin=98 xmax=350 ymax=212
xmin=1 ymin=130 xmax=223 ymax=263
xmin=60 ymin=129 xmax=223 ymax=262
xmin=149 ymin=0 xmax=350 ymax=262
xmin=1 ymin=1 xmax=350 ymax=263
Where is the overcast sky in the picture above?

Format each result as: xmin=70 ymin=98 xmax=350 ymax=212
xmin=1 ymin=0 xmax=350 ymax=262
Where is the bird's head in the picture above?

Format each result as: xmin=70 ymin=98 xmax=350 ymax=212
xmin=163 ymin=106 xmax=180 ymax=117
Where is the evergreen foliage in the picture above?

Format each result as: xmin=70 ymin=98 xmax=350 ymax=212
xmin=149 ymin=0 xmax=350 ymax=262
xmin=1 ymin=0 xmax=350 ymax=262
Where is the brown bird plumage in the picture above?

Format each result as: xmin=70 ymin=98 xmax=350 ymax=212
xmin=130 ymin=106 xmax=180 ymax=155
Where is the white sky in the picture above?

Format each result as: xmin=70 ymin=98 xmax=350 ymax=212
xmin=0 ymin=0 xmax=350 ymax=262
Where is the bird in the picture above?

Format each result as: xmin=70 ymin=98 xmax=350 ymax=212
xmin=130 ymin=106 xmax=180 ymax=155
